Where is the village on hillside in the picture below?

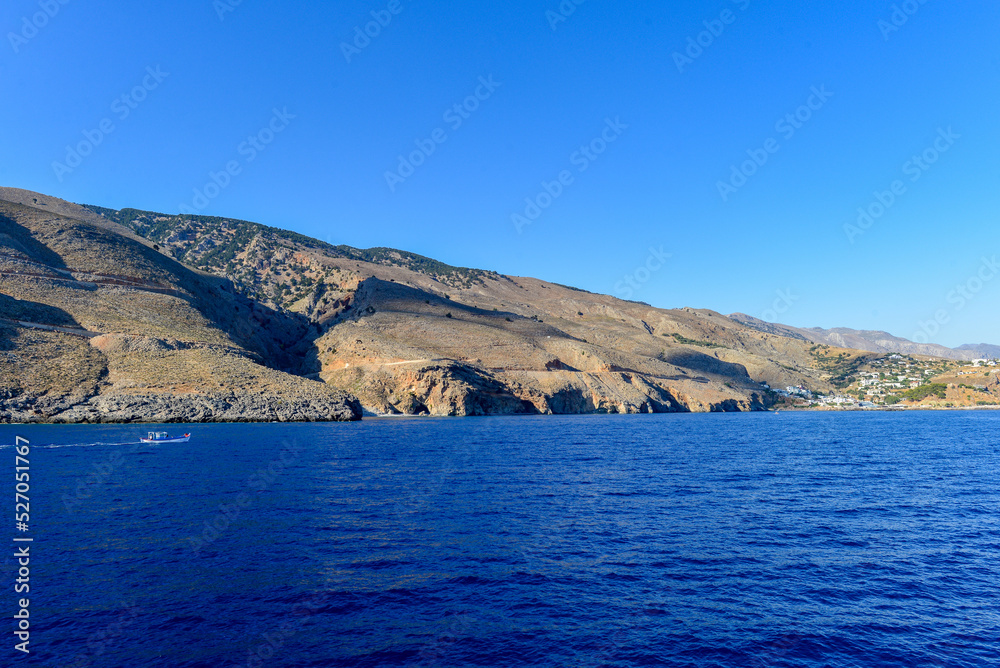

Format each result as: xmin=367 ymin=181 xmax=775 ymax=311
xmin=773 ymin=353 xmax=1000 ymax=410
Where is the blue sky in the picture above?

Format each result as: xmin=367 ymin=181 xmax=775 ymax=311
xmin=2 ymin=0 xmax=998 ymax=346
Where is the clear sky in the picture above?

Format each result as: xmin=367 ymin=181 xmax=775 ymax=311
xmin=2 ymin=0 xmax=998 ymax=347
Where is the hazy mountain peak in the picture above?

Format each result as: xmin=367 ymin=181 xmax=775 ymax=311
xmin=728 ymin=313 xmax=989 ymax=361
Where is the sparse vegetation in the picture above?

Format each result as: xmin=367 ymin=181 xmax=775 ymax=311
xmin=810 ymin=348 xmax=872 ymax=389
xmin=665 ymin=333 xmax=726 ymax=349
xmin=79 ymin=205 xmax=501 ymax=307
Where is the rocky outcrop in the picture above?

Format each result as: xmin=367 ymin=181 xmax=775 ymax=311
xmin=327 ymin=363 xmax=535 ymax=417
xmin=0 ymin=391 xmax=362 ymax=424
xmin=324 ymin=359 xmax=772 ymax=418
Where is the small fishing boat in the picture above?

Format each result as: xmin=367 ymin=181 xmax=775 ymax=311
xmin=140 ymin=431 xmax=191 ymax=444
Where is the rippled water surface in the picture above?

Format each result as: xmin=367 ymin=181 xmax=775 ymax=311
xmin=4 ymin=411 xmax=1000 ymax=667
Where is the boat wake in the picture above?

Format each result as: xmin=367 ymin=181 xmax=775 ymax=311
xmin=0 ymin=441 xmax=142 ymax=449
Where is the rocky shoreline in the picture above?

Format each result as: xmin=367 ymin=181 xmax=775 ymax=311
xmin=0 ymin=392 xmax=363 ymax=424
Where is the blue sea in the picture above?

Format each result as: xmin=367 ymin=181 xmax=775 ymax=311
xmin=3 ymin=412 xmax=999 ymax=667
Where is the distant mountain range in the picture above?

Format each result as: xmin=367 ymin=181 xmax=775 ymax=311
xmin=955 ymin=343 xmax=1000 ymax=359
xmin=728 ymin=313 xmax=998 ymax=361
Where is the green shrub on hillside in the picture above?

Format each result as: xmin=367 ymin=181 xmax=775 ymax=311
xmin=666 ymin=333 xmax=726 ymax=349
xmin=901 ymin=384 xmax=947 ymax=401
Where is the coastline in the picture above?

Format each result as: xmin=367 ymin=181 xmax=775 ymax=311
xmin=7 ymin=402 xmax=1000 ymax=425
xmin=777 ymin=404 xmax=1000 ymax=413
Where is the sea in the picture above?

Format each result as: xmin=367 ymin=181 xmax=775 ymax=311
xmin=2 ymin=411 xmax=998 ymax=667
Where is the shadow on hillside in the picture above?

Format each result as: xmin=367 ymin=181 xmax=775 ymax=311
xmin=0 ymin=321 xmax=12 ymax=352
xmin=0 ymin=213 xmax=70 ymax=270
xmin=0 ymin=293 xmax=82 ymax=329
xmin=658 ymin=348 xmax=750 ymax=380
xmin=189 ymin=277 xmax=315 ymax=374
xmin=2 ymin=200 xmax=318 ymax=376
xmin=353 ymin=277 xmax=576 ymax=337
xmin=115 ymin=232 xmax=317 ymax=374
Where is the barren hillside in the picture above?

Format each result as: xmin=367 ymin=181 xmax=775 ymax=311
xmin=0 ymin=195 xmax=360 ymax=423
xmin=1 ymin=188 xmax=892 ymax=421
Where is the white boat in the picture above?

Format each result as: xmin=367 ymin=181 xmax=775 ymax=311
xmin=140 ymin=431 xmax=191 ymax=444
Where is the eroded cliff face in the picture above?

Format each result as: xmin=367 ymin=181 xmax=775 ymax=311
xmin=324 ymin=360 xmax=768 ymax=418
xmin=327 ymin=364 xmax=533 ymax=417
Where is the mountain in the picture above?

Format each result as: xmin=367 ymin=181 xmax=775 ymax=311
xmin=0 ymin=190 xmax=361 ymax=423
xmin=955 ymin=343 xmax=1000 ymax=359
xmin=3 ymin=186 xmax=952 ymax=423
xmin=728 ymin=313 xmax=993 ymax=361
